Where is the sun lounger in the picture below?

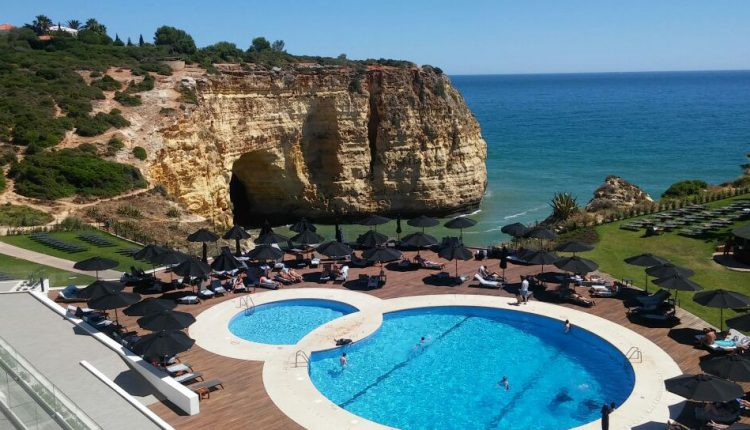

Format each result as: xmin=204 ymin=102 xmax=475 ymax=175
xmin=57 ymin=285 xmax=86 ymax=302
xmin=349 ymin=254 xmax=369 ymax=268
xmin=174 ymin=372 xmax=204 ymax=384
xmin=189 ymin=379 xmax=224 ymax=399
xmin=628 ymin=304 xmax=678 ymax=323
xmin=309 ymin=257 xmax=320 ymax=268
xmin=335 ymin=266 xmax=349 ymax=282
xmin=258 ymin=279 xmax=279 ymax=290
xmin=473 ymin=274 xmax=501 ymax=289
xmin=590 ymin=284 xmax=619 ymax=297
xmin=177 ymin=295 xmax=200 ymax=305
xmin=319 ymin=263 xmax=333 ymax=282
xmin=209 ymin=280 xmax=227 ymax=295
xmin=367 ymin=276 xmax=381 ymax=289
xmin=166 ymin=363 xmax=192 ymax=375
xmin=636 ymin=289 xmax=670 ymax=306
xmin=418 ymin=260 xmax=445 ymax=270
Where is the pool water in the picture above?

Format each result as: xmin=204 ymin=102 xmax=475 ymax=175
xmin=310 ymin=307 xmax=635 ymax=430
xmin=228 ymin=299 xmax=357 ymax=345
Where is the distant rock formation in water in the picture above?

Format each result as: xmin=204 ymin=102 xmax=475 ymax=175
xmin=585 ymin=175 xmax=653 ymax=212
xmin=150 ymin=64 xmax=487 ymax=226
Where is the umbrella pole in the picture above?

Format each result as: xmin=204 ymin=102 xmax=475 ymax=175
xmin=202 ymin=243 xmax=208 ymax=263
xmin=455 ymin=260 xmax=459 ymax=279
xmin=95 ymin=269 xmax=99 ymax=280
xmin=235 ymin=239 xmax=241 ymax=257
xmin=720 ymin=308 xmax=724 ymax=332
xmin=644 ymin=273 xmax=648 ymax=293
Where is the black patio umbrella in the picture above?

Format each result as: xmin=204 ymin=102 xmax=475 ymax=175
xmin=77 ymin=280 xmax=125 ymax=300
xmin=73 ymin=257 xmax=118 ymax=280
xmin=133 ymin=244 xmax=168 ymax=262
xmin=222 ymin=225 xmax=250 ymax=256
xmin=653 ymin=274 xmax=703 ymax=307
xmin=554 ymin=241 xmax=594 ymax=254
xmin=210 ymin=247 xmax=244 ymax=272
xmin=123 ymin=298 xmax=176 ymax=317
xmin=523 ymin=250 xmax=560 ymax=278
xmin=88 ymin=290 xmax=141 ymax=325
xmin=137 ymin=310 xmax=196 ymax=332
xmin=290 ymin=229 xmax=324 ymax=246
xmin=401 ymin=232 xmax=438 ymax=255
xmin=356 ymin=230 xmax=390 ymax=248
xmin=525 ymin=227 xmax=557 ymax=241
xmin=316 ymin=241 xmax=353 ymax=259
xmin=364 ymin=246 xmax=402 ymax=265
xmin=408 ymin=215 xmax=439 ymax=232
xmin=246 ymin=244 xmax=284 ymax=262
xmin=132 ymin=329 xmax=195 ymax=358
xmin=625 ymin=253 xmax=669 ymax=292
xmin=255 ymin=232 xmax=290 ymax=245
xmin=438 ymin=242 xmax=473 ymax=278
xmin=172 ymin=257 xmax=211 ymax=279
xmin=700 ymin=354 xmax=750 ymax=382
xmin=664 ymin=373 xmax=743 ymax=402
xmin=727 ymin=313 xmax=750 ymax=332
xmin=501 ymin=222 xmax=529 ymax=238
xmin=150 ymin=250 xmax=188 ymax=266
xmin=358 ymin=215 xmax=391 ymax=231
xmin=693 ymin=289 xmax=750 ymax=331
xmin=444 ymin=217 xmax=477 ymax=239
xmin=646 ymin=263 xmax=695 ymax=279
xmin=554 ymin=256 xmax=598 ymax=274
xmin=290 ymin=218 xmax=317 ymax=233
xmin=187 ymin=228 xmax=219 ymax=263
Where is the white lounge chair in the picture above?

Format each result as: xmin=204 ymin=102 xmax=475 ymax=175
xmin=177 ymin=295 xmax=200 ymax=305
xmin=174 ymin=372 xmax=203 ymax=384
xmin=335 ymin=266 xmax=349 ymax=282
xmin=474 ymin=273 xmax=501 ymax=289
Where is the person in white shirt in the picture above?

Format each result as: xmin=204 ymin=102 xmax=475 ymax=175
xmin=520 ymin=276 xmax=530 ymax=304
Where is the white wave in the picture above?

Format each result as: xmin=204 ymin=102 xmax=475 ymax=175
xmin=467 ymin=208 xmax=482 ymax=216
xmin=483 ymin=226 xmax=505 ymax=233
xmin=502 ymin=205 xmax=547 ymax=220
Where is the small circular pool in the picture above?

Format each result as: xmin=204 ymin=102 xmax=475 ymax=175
xmin=229 ymin=299 xmax=358 ymax=345
xmin=309 ymin=306 xmax=635 ymax=429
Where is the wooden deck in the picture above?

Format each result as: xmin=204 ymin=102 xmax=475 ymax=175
xmin=56 ymin=250 xmax=747 ymax=429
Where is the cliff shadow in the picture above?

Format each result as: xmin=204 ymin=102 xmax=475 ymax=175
xmin=300 ymin=97 xmax=344 ymax=197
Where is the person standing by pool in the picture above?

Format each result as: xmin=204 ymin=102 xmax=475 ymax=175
xmin=520 ymin=276 xmax=530 ymax=304
xmin=340 ymin=352 xmax=348 ymax=368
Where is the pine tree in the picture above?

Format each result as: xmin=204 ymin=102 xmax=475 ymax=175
xmin=138 ymin=34 xmax=145 ymax=46
xmin=113 ymin=33 xmax=124 ymax=46
xmin=126 ymin=37 xmax=133 ymax=46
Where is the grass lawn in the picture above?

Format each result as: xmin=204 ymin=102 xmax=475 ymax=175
xmin=586 ymin=195 xmax=750 ymax=328
xmin=0 ymin=229 xmax=145 ymax=273
xmin=0 ymin=254 xmax=95 ymax=287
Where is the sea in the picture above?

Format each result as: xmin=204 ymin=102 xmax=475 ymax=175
xmin=449 ymin=70 xmax=750 ymax=245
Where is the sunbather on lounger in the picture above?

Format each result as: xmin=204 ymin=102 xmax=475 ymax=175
xmin=479 ymin=265 xmax=501 ymax=281
xmin=287 ymin=268 xmax=303 ymax=282
xmin=259 ymin=276 xmax=280 ymax=289
xmin=567 ymin=291 xmax=595 ymax=307
xmin=415 ymin=255 xmax=445 ymax=269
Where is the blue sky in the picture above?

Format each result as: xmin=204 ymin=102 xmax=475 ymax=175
xmin=3 ymin=0 xmax=749 ymax=74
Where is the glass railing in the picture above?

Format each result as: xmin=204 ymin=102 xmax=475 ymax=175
xmin=0 ymin=336 xmax=101 ymax=430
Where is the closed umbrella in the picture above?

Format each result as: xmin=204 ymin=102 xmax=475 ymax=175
xmin=444 ymin=217 xmax=477 ymax=239
xmin=501 ymin=223 xmax=529 ymax=238
xmin=554 ymin=256 xmax=598 ymax=274
xmin=356 ymin=230 xmax=389 ymax=248
xmin=290 ymin=218 xmax=317 ymax=233
xmin=401 ymin=232 xmax=437 ymax=255
xmin=255 ymin=232 xmax=289 ymax=245
xmin=88 ymin=290 xmax=141 ymax=325
xmin=316 ymin=241 xmax=353 ymax=259
xmin=335 ymin=223 xmax=344 ymax=243
xmin=73 ymin=257 xmax=118 ymax=280
xmin=554 ymin=241 xmax=594 ymax=254
xmin=438 ymin=242 xmax=473 ymax=278
xmin=652 ymin=274 xmax=703 ymax=307
xmin=77 ymin=280 xmax=124 ymax=300
xmin=357 ymin=214 xmax=391 ymax=230
xmin=664 ymin=373 xmax=743 ymax=402
xmin=187 ymin=228 xmax=219 ymax=263
xmin=646 ymin=263 xmax=695 ymax=279
xmin=625 ymin=253 xmax=669 ymax=293
xmin=408 ymin=215 xmax=439 ymax=232
xmin=138 ymin=310 xmax=196 ymax=331
xmin=700 ymin=354 xmax=750 ymax=382
xmin=693 ymin=289 xmax=750 ymax=331
xmin=396 ymin=216 xmax=402 ymax=240
xmin=727 ymin=313 xmax=750 ymax=332
xmin=363 ymin=247 xmax=402 ymax=265
xmin=223 ymin=225 xmax=250 ymax=256
xmin=210 ymin=247 xmax=244 ymax=272
xmin=132 ymin=330 xmax=195 ymax=358
xmin=123 ymin=298 xmax=176 ymax=317
xmin=246 ymin=244 xmax=284 ymax=262
xmin=290 ymin=229 xmax=324 ymax=246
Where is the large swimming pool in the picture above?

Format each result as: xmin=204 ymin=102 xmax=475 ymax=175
xmin=228 ymin=299 xmax=357 ymax=345
xmin=309 ymin=306 xmax=635 ymax=429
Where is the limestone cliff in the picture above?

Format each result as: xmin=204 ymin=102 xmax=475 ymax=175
xmin=150 ymin=64 xmax=487 ymax=226
xmin=585 ymin=175 xmax=653 ymax=212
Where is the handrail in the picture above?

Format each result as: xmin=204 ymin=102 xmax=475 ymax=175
xmin=625 ymin=346 xmax=642 ymax=363
xmin=239 ymin=295 xmax=255 ymax=316
xmin=295 ymin=350 xmax=310 ymax=368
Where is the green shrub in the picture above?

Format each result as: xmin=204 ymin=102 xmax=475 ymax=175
xmin=9 ymin=148 xmax=146 ymax=200
xmin=114 ymin=91 xmax=142 ymax=106
xmin=662 ymin=180 xmax=708 ymax=198
xmin=166 ymin=207 xmax=180 ymax=218
xmin=0 ymin=204 xmax=53 ymax=226
xmin=159 ymin=107 xmax=176 ymax=115
xmin=77 ymin=142 xmax=98 ymax=154
xmin=91 ymin=74 xmax=122 ymax=91
xmin=89 ymin=71 xmax=102 ymax=78
xmin=73 ymin=109 xmax=129 ymax=136
xmin=106 ymin=136 xmax=124 ymax=156
xmin=126 ymin=73 xmax=154 ymax=93
xmin=0 ymin=147 xmax=17 ymax=166
xmin=178 ymin=86 xmax=197 ymax=104
xmin=132 ymin=146 xmax=147 ymax=160
xmin=116 ymin=205 xmax=142 ymax=218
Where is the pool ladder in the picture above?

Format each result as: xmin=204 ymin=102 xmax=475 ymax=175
xmin=626 ymin=346 xmax=642 ymax=363
xmin=295 ymin=350 xmax=310 ymax=368
xmin=239 ymin=295 xmax=255 ymax=316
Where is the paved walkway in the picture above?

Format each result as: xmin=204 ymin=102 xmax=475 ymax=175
xmin=0 ymin=242 xmax=122 ymax=280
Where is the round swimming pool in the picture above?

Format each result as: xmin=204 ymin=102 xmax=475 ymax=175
xmin=228 ymin=299 xmax=358 ymax=345
xmin=309 ymin=306 xmax=635 ymax=429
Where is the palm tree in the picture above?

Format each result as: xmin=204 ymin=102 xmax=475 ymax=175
xmin=66 ymin=19 xmax=81 ymax=30
xmin=549 ymin=192 xmax=579 ymax=222
xmin=84 ymin=18 xmax=106 ymax=34
xmin=31 ymin=15 xmax=52 ymax=35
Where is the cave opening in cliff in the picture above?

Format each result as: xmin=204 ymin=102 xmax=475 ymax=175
xmin=229 ymin=173 xmax=254 ymax=227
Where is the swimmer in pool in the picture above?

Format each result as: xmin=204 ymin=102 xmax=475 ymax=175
xmin=564 ymin=319 xmax=572 ymax=333
xmin=339 ymin=352 xmax=348 ymax=367
xmin=496 ymin=376 xmax=510 ymax=391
